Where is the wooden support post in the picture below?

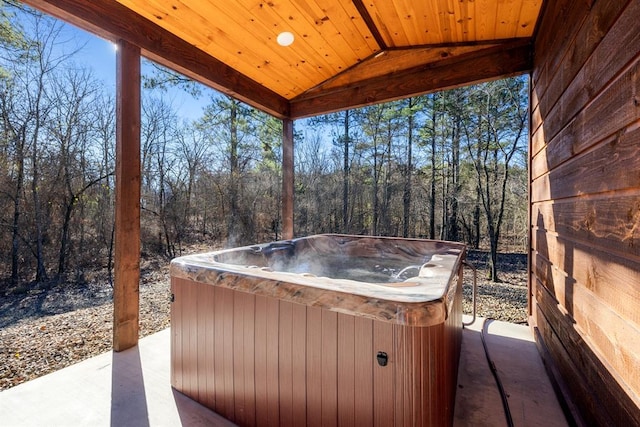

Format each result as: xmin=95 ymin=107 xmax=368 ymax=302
xmin=113 ymin=39 xmax=141 ymax=352
xmin=282 ymin=118 xmax=294 ymax=240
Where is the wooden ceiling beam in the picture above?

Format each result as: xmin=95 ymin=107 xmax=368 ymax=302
xmin=22 ymin=0 xmax=290 ymax=119
xmin=289 ymin=40 xmax=533 ymax=118
xmin=352 ymin=0 xmax=387 ymax=49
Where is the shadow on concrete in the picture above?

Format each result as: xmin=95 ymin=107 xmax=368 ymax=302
xmin=110 ymin=346 xmax=150 ymax=427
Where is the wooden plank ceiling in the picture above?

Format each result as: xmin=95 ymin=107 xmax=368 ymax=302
xmin=25 ymin=0 xmax=542 ymax=118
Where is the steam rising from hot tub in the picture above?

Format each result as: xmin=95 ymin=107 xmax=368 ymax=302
xmin=216 ymin=238 xmax=436 ymax=284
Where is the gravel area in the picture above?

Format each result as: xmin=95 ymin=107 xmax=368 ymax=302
xmin=0 ymin=250 xmax=527 ymax=392
xmin=462 ymin=251 xmax=528 ymax=324
xmin=0 ymin=259 xmax=171 ymax=391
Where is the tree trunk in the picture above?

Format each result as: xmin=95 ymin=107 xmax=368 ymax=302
xmin=473 ymin=186 xmax=481 ymax=249
xmin=488 ymin=222 xmax=500 ymax=281
xmin=11 ymin=137 xmax=24 ymax=284
xmin=372 ymin=137 xmax=379 ymax=235
xmin=403 ymin=98 xmax=413 ymax=238
xmin=342 ymin=110 xmax=349 ymax=233
xmin=31 ymin=99 xmax=47 ymax=283
xmin=57 ymin=200 xmax=74 ymax=278
xmin=447 ymin=114 xmax=461 ymax=241
xmin=381 ymin=123 xmax=392 ymax=235
xmin=227 ymin=100 xmax=240 ymax=246
xmin=429 ymin=95 xmax=437 ymax=240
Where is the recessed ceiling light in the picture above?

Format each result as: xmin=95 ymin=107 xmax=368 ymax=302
xmin=277 ymin=31 xmax=295 ymax=47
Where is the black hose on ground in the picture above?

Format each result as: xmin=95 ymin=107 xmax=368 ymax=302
xmin=480 ymin=318 xmax=515 ymax=427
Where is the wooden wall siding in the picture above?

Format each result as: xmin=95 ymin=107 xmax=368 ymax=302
xmin=530 ymin=0 xmax=640 ymax=425
xmin=171 ymin=276 xmax=462 ymax=427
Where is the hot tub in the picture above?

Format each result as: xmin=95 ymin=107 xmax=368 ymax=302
xmin=170 ymin=234 xmax=465 ymax=426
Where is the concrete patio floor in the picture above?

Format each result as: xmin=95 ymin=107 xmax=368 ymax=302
xmin=454 ymin=316 xmax=567 ymax=427
xmin=0 ymin=316 xmax=568 ymax=426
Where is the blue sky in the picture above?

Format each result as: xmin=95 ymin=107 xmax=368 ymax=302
xmin=71 ymin=34 xmax=116 ymax=89
xmin=28 ymin=11 xmax=211 ymax=121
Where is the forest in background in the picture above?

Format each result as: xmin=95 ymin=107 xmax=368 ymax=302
xmin=0 ymin=4 xmax=528 ymax=286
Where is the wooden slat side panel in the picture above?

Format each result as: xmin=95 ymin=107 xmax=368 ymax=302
xmin=213 ymin=285 xmax=228 ymax=416
xmin=199 ymin=282 xmax=215 ymax=409
xmin=406 ymin=327 xmax=422 ymax=427
xmin=254 ymin=295 xmax=268 ymax=425
xmin=321 ymin=310 xmax=338 ymax=426
xmin=290 ymin=303 xmax=307 ymax=425
xmin=372 ymin=321 xmax=394 ymax=427
xmin=170 ymin=277 xmax=183 ymax=390
xmin=221 ymin=287 xmax=236 ymax=421
xmin=419 ymin=327 xmax=433 ymax=426
xmin=233 ymin=291 xmax=256 ymax=426
xmin=393 ymin=324 xmax=405 ymax=427
xmin=278 ymin=301 xmax=294 ymax=427
xmin=243 ymin=293 xmax=257 ymax=427
xmin=265 ymin=296 xmax=280 ymax=427
xmin=427 ymin=326 xmax=438 ymax=426
xmin=337 ymin=314 xmax=355 ymax=427
xmin=170 ymin=280 xmax=464 ymax=426
xmin=414 ymin=327 xmax=427 ymax=426
xmin=434 ymin=324 xmax=447 ymax=426
xmin=186 ymin=276 xmax=199 ymax=401
xmin=305 ymin=306 xmax=322 ymax=427
xmin=353 ymin=317 xmax=374 ymax=426
xmin=444 ymin=278 xmax=463 ymax=423
xmin=232 ymin=292 xmax=246 ymax=425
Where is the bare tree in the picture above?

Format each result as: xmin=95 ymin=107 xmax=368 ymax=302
xmin=465 ymin=78 xmax=528 ymax=281
xmin=140 ymin=94 xmax=180 ymax=257
xmin=91 ymin=93 xmax=116 ymax=285
xmin=0 ymin=11 xmax=80 ymax=283
xmin=46 ymin=66 xmax=111 ymax=279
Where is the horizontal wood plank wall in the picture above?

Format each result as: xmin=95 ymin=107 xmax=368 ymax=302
xmin=530 ymin=0 xmax=640 ymax=424
xmin=170 ymin=276 xmax=462 ymax=426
